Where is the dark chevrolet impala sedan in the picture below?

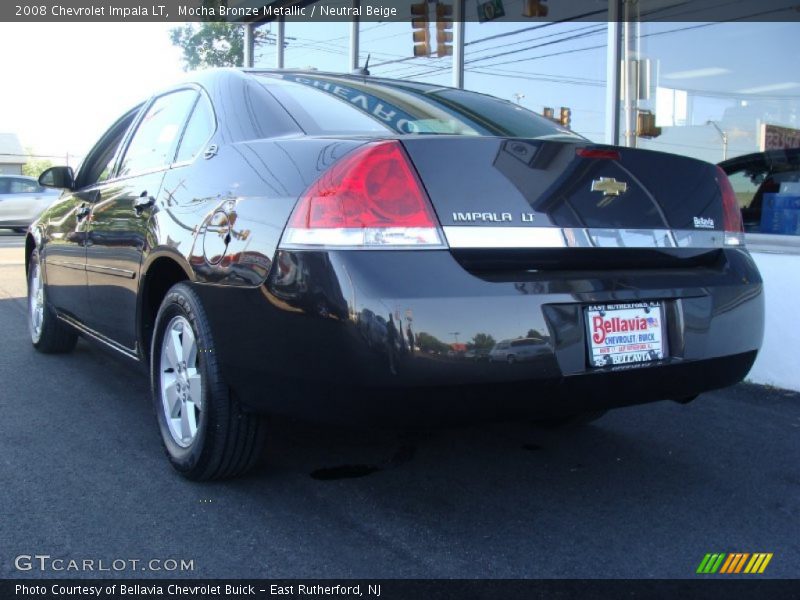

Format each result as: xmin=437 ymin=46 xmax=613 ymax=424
xmin=26 ymin=69 xmax=763 ymax=479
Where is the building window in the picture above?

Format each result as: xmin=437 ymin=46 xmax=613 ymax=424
xmin=628 ymin=22 xmax=800 ymax=236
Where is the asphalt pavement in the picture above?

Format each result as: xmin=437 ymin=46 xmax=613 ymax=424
xmin=0 ymin=231 xmax=798 ymax=579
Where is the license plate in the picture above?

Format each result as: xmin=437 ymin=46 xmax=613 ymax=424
xmin=585 ymin=301 xmax=666 ymax=367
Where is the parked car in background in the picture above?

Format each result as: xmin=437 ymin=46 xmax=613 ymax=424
xmin=719 ymin=148 xmax=800 ymax=234
xmin=0 ymin=175 xmax=60 ymax=232
xmin=489 ymin=338 xmax=548 ymax=364
xmin=464 ymin=347 xmax=491 ymax=361
xmin=26 ymin=69 xmax=763 ymax=480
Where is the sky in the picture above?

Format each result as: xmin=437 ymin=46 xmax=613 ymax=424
xmin=0 ymin=23 xmax=185 ymax=165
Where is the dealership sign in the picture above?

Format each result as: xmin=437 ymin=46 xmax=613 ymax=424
xmin=760 ymin=123 xmax=800 ymax=151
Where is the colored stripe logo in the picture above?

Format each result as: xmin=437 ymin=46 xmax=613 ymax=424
xmin=697 ymin=553 xmax=773 ymax=574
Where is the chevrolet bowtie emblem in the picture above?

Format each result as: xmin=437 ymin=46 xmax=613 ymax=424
xmin=591 ymin=177 xmax=628 ymax=207
xmin=591 ymin=177 xmax=628 ymax=196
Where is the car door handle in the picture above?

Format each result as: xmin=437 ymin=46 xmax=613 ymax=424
xmin=76 ymin=205 xmax=91 ymax=220
xmin=133 ymin=192 xmax=155 ymax=214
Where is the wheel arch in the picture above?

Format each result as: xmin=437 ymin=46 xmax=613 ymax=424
xmin=137 ymin=250 xmax=195 ymax=362
xmin=24 ymin=233 xmax=35 ymax=275
xmin=24 ymin=225 xmax=45 ymax=276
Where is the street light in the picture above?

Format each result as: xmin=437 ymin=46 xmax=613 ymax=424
xmin=513 ymin=92 xmax=525 ymax=105
xmin=706 ymin=120 xmax=729 ymax=161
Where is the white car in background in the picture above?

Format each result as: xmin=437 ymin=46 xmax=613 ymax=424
xmin=489 ymin=337 xmax=549 ymax=364
xmin=0 ymin=175 xmax=60 ymax=232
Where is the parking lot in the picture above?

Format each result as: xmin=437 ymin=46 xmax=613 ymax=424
xmin=0 ymin=229 xmax=798 ymax=579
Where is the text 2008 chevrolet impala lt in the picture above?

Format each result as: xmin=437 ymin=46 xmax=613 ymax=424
xmin=26 ymin=69 xmax=763 ymax=479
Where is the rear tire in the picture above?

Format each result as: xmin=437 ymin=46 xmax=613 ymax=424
xmin=27 ymin=250 xmax=78 ymax=354
xmin=151 ymin=282 xmax=266 ymax=480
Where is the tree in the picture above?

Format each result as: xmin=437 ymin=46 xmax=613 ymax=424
xmin=170 ymin=22 xmax=248 ymax=70
xmin=469 ymin=333 xmax=496 ymax=350
xmin=21 ymin=148 xmax=53 ymax=178
xmin=415 ymin=332 xmax=450 ymax=354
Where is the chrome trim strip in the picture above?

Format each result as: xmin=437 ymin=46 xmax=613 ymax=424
xmin=442 ymin=227 xmax=733 ymax=249
xmin=279 ymin=227 xmax=447 ymax=250
xmin=57 ymin=313 xmax=139 ymax=361
xmin=85 ymin=264 xmax=137 ymax=279
xmin=47 ymin=260 xmax=86 ymax=271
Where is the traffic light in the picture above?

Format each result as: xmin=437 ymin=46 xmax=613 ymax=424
xmin=636 ymin=110 xmax=662 ymax=138
xmin=542 ymin=107 xmax=555 ymax=120
xmin=559 ymin=106 xmax=571 ymax=128
xmin=522 ymin=0 xmax=548 ymax=17
xmin=436 ymin=2 xmax=453 ymax=57
xmin=411 ymin=2 xmax=430 ymax=57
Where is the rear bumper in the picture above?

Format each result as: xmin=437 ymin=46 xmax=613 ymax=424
xmin=193 ymin=248 xmax=764 ymax=421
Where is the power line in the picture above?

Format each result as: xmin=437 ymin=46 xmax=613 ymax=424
xmin=378 ymin=21 xmax=608 ymax=80
xmin=464 ymin=26 xmax=607 ymax=67
xmin=370 ymin=8 xmax=607 ymax=70
xmin=464 ymin=9 xmax=607 ymax=48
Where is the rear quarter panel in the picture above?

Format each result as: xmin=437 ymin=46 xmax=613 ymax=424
xmin=154 ymin=137 xmax=368 ymax=287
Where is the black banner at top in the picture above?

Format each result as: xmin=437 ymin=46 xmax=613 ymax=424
xmin=2 ymin=0 xmax=800 ymax=23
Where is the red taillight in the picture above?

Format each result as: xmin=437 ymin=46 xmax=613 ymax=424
xmin=716 ymin=166 xmax=745 ymax=246
xmin=576 ymin=147 xmax=621 ymax=160
xmin=281 ymin=141 xmax=444 ymax=248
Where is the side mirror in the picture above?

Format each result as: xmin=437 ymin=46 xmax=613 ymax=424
xmin=38 ymin=166 xmax=75 ymax=190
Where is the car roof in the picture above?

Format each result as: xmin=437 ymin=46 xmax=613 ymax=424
xmin=719 ymin=148 xmax=800 ymax=172
xmin=0 ymin=174 xmax=36 ymax=181
xmin=240 ymin=67 xmax=456 ymax=89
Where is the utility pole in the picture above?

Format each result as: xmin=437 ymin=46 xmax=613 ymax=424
xmin=452 ymin=0 xmax=465 ymax=88
xmin=349 ymin=0 xmax=359 ymax=72
xmin=605 ymin=0 xmax=622 ymax=145
xmin=622 ymin=19 xmax=635 ymax=146
xmin=243 ymin=22 xmax=255 ymax=68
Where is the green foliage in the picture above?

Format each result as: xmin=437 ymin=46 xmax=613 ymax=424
xmin=21 ymin=148 xmax=53 ymax=178
xmin=415 ymin=332 xmax=450 ymax=354
xmin=169 ymin=23 xmax=246 ymax=71
xmin=469 ymin=333 xmax=496 ymax=350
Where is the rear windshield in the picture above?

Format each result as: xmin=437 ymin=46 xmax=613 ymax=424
xmin=255 ymin=73 xmax=582 ymax=140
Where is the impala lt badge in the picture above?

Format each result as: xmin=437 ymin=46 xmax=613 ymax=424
xmin=591 ymin=177 xmax=628 ymax=207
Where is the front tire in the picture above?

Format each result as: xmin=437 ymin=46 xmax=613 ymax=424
xmin=151 ymin=282 xmax=266 ymax=480
xmin=27 ymin=250 xmax=78 ymax=354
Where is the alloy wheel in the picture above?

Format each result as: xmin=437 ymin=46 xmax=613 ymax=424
xmin=29 ymin=263 xmax=44 ymax=343
xmin=159 ymin=315 xmax=203 ymax=447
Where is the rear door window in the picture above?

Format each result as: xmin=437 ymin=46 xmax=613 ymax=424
xmin=118 ymin=89 xmax=197 ymax=178
xmin=175 ymin=95 xmax=214 ymax=164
